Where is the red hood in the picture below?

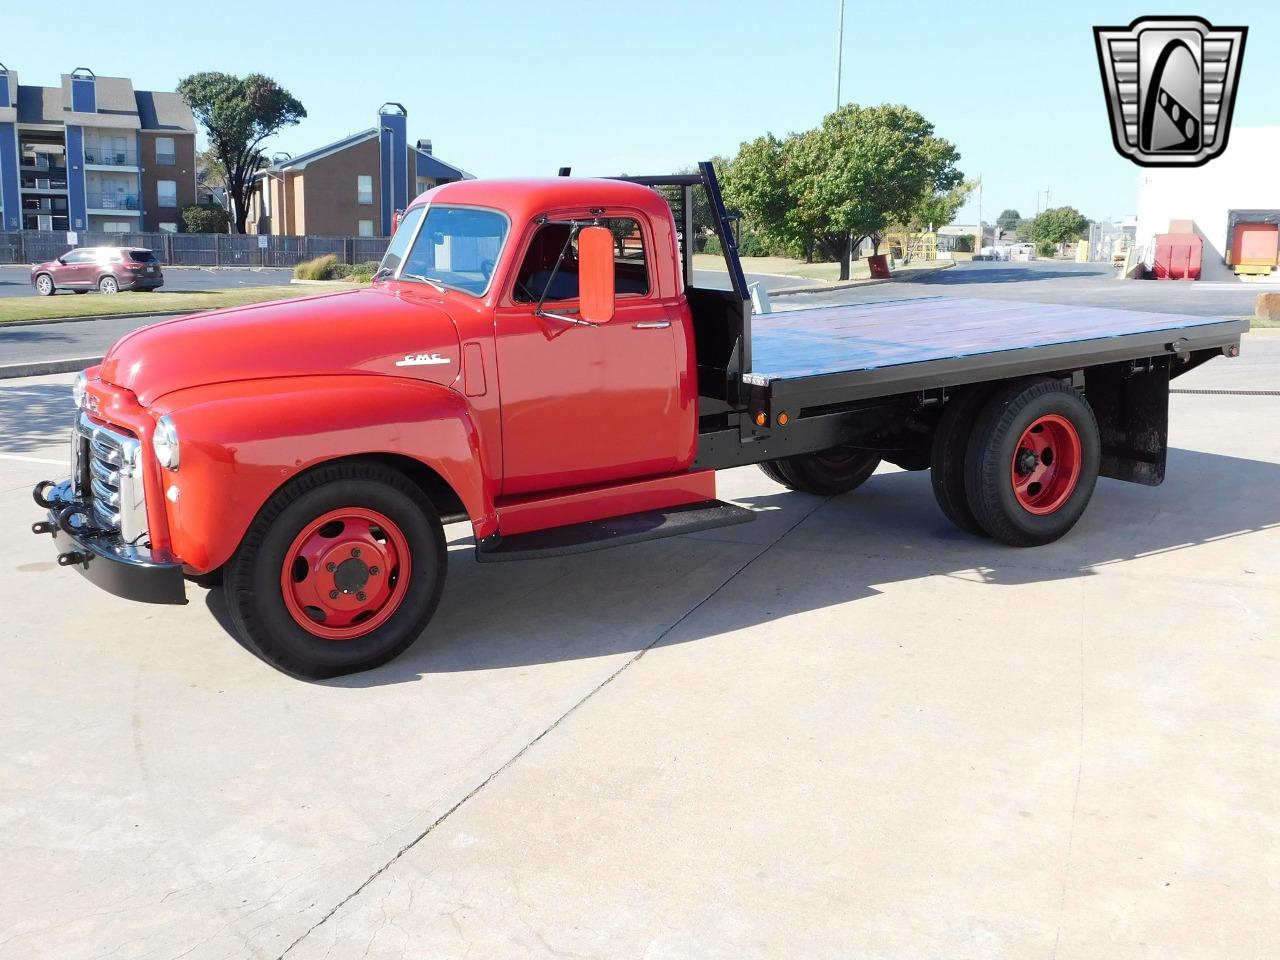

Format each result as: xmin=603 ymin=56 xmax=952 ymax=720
xmin=100 ymin=286 xmax=462 ymax=405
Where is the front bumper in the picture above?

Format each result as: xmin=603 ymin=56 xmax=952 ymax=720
xmin=32 ymin=479 xmax=186 ymax=605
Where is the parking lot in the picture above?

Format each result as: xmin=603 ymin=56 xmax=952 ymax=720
xmin=2 ymin=321 xmax=1277 ymax=958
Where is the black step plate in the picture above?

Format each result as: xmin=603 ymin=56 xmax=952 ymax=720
xmin=475 ymin=499 xmax=754 ymax=562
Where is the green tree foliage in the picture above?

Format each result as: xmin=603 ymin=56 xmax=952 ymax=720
xmin=177 ymin=73 xmax=305 ymax=233
xmin=181 ymin=204 xmax=230 ymax=234
xmin=996 ymin=208 xmax=1022 ymax=231
xmin=953 ymin=234 xmax=976 ymax=253
xmin=1030 ymin=206 xmax=1089 ymax=248
xmin=723 ymin=104 xmax=962 ymax=279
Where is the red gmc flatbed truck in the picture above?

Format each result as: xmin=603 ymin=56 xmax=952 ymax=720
xmin=32 ymin=164 xmax=1246 ymax=677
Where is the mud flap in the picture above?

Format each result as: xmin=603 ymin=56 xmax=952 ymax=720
xmin=1085 ymin=357 xmax=1169 ymax=486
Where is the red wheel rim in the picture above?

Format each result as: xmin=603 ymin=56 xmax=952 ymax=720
xmin=1010 ymin=414 xmax=1083 ymax=515
xmin=279 ymin=507 xmax=412 ymax=640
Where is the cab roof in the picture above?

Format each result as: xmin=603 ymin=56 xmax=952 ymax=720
xmin=410 ymin=177 xmax=672 ymax=224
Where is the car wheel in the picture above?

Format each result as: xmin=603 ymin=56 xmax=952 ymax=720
xmin=98 ymin=276 xmax=119 ymax=294
xmin=34 ymin=274 xmax=55 ymax=296
xmin=224 ymin=461 xmax=447 ymax=678
xmin=964 ymin=378 xmax=1101 ymax=547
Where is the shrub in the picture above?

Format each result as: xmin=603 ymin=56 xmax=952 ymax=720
xmin=293 ymin=254 xmax=339 ymax=280
xmin=181 ymin=204 xmax=229 ymax=234
xmin=953 ymin=234 xmax=976 ymax=253
xmin=327 ymin=262 xmax=354 ymax=279
xmin=1035 ymin=239 xmax=1058 ymax=258
xmin=703 ymin=234 xmax=722 ymax=256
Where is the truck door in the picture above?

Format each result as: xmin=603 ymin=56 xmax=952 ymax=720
xmin=494 ymin=214 xmax=689 ymax=495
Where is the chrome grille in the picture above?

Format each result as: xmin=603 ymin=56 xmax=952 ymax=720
xmin=73 ymin=413 xmax=146 ymax=542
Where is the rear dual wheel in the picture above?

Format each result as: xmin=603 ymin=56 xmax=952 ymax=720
xmin=759 ymin=445 xmax=881 ymax=495
xmin=931 ymin=378 xmax=1100 ymax=546
xmin=224 ymin=463 xmax=447 ymax=679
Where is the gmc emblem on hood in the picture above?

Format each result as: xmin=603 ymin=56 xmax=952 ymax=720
xmin=395 ymin=353 xmax=451 ymax=367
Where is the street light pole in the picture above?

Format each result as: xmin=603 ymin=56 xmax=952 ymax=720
xmin=835 ymin=0 xmax=845 ymax=110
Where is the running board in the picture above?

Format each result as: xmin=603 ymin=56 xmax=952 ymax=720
xmin=475 ymin=500 xmax=754 ymax=562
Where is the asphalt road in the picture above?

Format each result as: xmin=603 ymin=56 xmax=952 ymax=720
xmin=0 ymin=260 xmax=1264 ymax=371
xmin=1 ymin=334 xmax=1276 ymax=957
xmin=0 ymin=264 xmax=296 ymax=298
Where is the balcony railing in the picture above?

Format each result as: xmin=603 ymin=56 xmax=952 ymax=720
xmin=21 ymin=178 xmax=69 ymax=191
xmin=20 ymin=155 xmax=67 ymax=173
xmin=83 ymin=147 xmax=139 ymax=167
xmin=86 ymin=193 xmax=140 ymax=211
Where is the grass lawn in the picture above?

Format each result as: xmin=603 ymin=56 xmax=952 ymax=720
xmin=0 ymin=285 xmax=322 ymax=325
xmin=692 ymin=253 xmax=951 ymax=284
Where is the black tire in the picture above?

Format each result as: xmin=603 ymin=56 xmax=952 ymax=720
xmin=98 ymin=276 xmax=119 ymax=294
xmin=964 ymin=379 xmax=1100 ymax=547
xmin=34 ymin=273 xmax=55 ymax=296
xmin=763 ymin=446 xmax=881 ymax=495
xmin=224 ymin=462 xmax=447 ymax=678
xmin=929 ymin=386 xmax=992 ymax=535
xmin=756 ymin=459 xmax=790 ymax=487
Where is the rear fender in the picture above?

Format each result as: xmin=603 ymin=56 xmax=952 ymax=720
xmin=150 ymin=376 xmax=495 ymax=572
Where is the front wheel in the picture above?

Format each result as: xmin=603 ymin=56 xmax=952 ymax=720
xmin=34 ymin=274 xmax=55 ymax=296
xmin=964 ymin=379 xmax=1100 ymax=547
xmin=759 ymin=445 xmax=881 ymax=495
xmin=224 ymin=463 xmax=447 ymax=678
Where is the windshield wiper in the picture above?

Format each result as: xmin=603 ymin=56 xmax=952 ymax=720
xmin=401 ymin=273 xmax=447 ymax=292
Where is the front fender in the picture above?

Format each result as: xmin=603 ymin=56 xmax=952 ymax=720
xmin=149 ymin=375 xmax=495 ymax=572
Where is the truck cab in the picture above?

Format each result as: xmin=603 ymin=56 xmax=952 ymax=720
xmin=32 ymin=164 xmax=1246 ymax=678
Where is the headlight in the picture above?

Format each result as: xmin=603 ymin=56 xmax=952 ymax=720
xmin=72 ymin=372 xmax=87 ymax=410
xmin=152 ymin=416 xmax=180 ymax=471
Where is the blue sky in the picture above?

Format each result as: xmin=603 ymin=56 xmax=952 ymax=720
xmin=6 ymin=1 xmax=1277 ymax=226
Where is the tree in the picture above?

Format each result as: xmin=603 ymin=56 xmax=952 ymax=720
xmin=996 ymin=208 xmax=1021 ymax=232
xmin=1030 ymin=206 xmax=1089 ymax=251
xmin=195 ymin=145 xmax=227 ymax=209
xmin=723 ymin=104 xmax=962 ymax=279
xmin=177 ymin=73 xmax=305 ymax=233
xmin=182 ymin=204 xmax=230 ymax=234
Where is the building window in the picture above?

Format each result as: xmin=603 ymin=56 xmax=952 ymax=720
xmin=102 ymin=221 xmax=130 ymax=233
xmin=155 ymin=137 xmax=175 ymax=165
xmin=159 ymin=222 xmax=178 ymax=234
xmin=357 ymin=175 xmax=373 ymax=205
xmin=157 ymin=180 xmax=177 ymax=208
xmin=358 ymin=219 xmax=374 ymax=237
xmin=416 ymin=177 xmax=434 ymax=197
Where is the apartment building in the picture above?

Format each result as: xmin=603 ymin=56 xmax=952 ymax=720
xmin=247 ymin=103 xmax=472 ymax=237
xmin=0 ymin=64 xmax=196 ymax=234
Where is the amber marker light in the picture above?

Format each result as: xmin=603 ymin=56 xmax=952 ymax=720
xmin=754 ymin=411 xmax=767 ymax=426
xmin=776 ymin=412 xmax=789 ymax=426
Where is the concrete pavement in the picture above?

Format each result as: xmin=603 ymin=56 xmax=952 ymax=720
xmin=1 ymin=334 xmax=1276 ymax=959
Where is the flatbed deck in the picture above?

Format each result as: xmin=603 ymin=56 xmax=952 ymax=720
xmin=747 ymin=297 xmax=1248 ymax=405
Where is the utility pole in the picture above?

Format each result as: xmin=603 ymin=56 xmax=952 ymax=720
xmin=835 ymin=0 xmax=845 ymax=110
xmin=976 ymin=175 xmax=983 ymax=248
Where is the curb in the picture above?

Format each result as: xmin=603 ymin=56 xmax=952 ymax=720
xmin=0 ymin=356 xmax=105 ymax=380
xmin=768 ymin=262 xmax=955 ymax=297
xmin=0 ymin=310 xmax=185 ymax=329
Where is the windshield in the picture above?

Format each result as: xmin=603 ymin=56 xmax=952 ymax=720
xmin=383 ymin=205 xmax=509 ymax=296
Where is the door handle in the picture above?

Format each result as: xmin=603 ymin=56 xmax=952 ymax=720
xmin=632 ymin=321 xmax=671 ymax=329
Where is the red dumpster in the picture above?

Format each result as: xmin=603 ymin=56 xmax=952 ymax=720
xmin=1153 ymin=232 xmax=1202 ymax=280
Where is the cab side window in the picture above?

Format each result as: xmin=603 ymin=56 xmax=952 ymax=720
xmin=513 ymin=217 xmax=649 ymax=303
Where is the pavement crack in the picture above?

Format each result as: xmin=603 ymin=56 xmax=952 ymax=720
xmin=274 ymin=495 xmax=828 ymax=959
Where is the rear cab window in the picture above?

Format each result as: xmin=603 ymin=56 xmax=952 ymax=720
xmin=513 ymin=217 xmax=650 ymax=303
